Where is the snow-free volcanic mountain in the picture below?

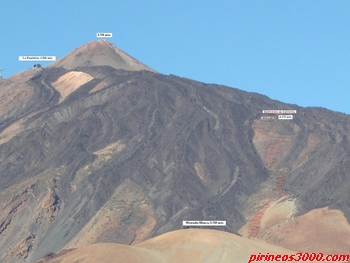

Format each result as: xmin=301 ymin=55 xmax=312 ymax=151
xmin=0 ymin=40 xmax=350 ymax=263
xmin=48 ymin=40 xmax=156 ymax=72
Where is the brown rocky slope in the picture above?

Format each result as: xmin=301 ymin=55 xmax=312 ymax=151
xmin=0 ymin=41 xmax=349 ymax=262
xmin=35 ymin=229 xmax=296 ymax=263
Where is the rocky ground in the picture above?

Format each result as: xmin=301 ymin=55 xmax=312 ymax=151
xmin=0 ymin=41 xmax=349 ymax=262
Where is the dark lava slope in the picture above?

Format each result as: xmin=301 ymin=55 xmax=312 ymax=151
xmin=0 ymin=42 xmax=350 ymax=262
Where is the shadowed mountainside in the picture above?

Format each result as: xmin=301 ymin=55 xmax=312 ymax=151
xmin=0 ymin=41 xmax=350 ymax=262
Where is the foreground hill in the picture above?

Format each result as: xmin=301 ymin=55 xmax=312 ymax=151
xmin=35 ymin=229 xmax=295 ymax=263
xmin=0 ymin=41 xmax=349 ymax=262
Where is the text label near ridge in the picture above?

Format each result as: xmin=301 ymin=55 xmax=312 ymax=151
xmin=19 ymin=56 xmax=56 ymax=61
xmin=96 ymin=33 xmax=113 ymax=38
xmin=262 ymin=110 xmax=297 ymax=114
xmin=182 ymin=221 xmax=226 ymax=226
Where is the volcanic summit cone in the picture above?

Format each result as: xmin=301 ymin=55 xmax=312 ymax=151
xmin=48 ymin=40 xmax=156 ymax=72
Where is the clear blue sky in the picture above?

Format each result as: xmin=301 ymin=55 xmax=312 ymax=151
xmin=1 ymin=1 xmax=349 ymax=114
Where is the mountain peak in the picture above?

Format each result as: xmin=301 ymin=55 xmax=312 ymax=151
xmin=48 ymin=40 xmax=156 ymax=72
